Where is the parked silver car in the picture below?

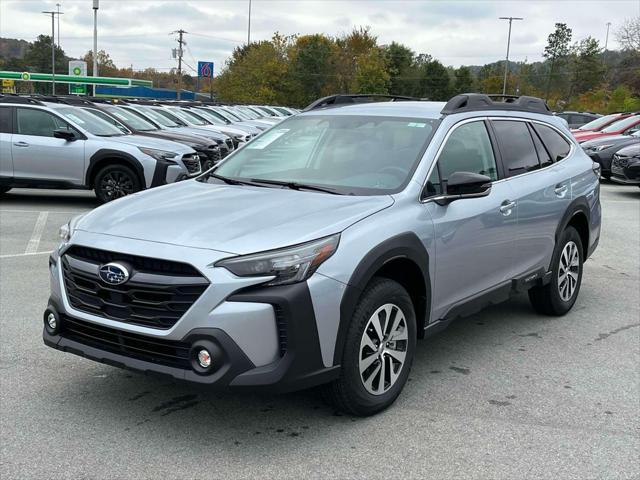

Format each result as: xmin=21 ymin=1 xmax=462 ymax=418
xmin=43 ymin=94 xmax=601 ymax=416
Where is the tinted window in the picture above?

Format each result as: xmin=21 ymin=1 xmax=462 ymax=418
xmin=0 ymin=107 xmax=11 ymax=134
xmin=16 ymin=108 xmax=67 ymax=137
xmin=529 ymin=124 xmax=552 ymax=168
xmin=531 ymin=123 xmax=571 ymax=162
xmin=424 ymin=165 xmax=442 ymax=197
xmin=437 ymin=121 xmax=498 ymax=184
xmin=492 ymin=120 xmax=539 ymax=176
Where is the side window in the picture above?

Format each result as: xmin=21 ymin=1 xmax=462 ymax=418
xmin=16 ymin=108 xmax=60 ymax=137
xmin=531 ymin=123 xmax=571 ymax=162
xmin=0 ymin=107 xmax=11 ymax=134
xmin=492 ymin=120 xmax=540 ymax=176
xmin=528 ymin=124 xmax=553 ymax=168
xmin=436 ymin=121 xmax=498 ymax=187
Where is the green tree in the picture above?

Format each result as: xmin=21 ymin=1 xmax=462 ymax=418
xmin=453 ymin=66 xmax=474 ymax=94
xmin=385 ymin=42 xmax=416 ymax=95
xmin=83 ymin=50 xmax=118 ymax=76
xmin=354 ymin=48 xmax=389 ymax=94
xmin=288 ymin=34 xmax=336 ymax=105
xmin=570 ymin=37 xmax=604 ymax=94
xmin=415 ymin=58 xmax=450 ymax=100
xmin=543 ymin=23 xmax=573 ymax=100
xmin=22 ymin=34 xmax=68 ymax=93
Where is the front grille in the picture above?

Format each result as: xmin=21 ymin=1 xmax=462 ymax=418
xmin=273 ymin=305 xmax=287 ymax=357
xmin=181 ymin=154 xmax=202 ymax=175
xmin=62 ymin=246 xmax=209 ymax=329
xmin=60 ymin=314 xmax=191 ymax=369
xmin=225 ymin=138 xmax=234 ymax=150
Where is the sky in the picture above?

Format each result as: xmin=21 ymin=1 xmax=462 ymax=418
xmin=1 ymin=0 xmax=638 ymax=75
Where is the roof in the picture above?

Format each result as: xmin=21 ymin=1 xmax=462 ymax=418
xmin=299 ymin=101 xmax=447 ymax=119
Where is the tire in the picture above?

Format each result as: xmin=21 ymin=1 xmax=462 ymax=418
xmin=528 ymin=226 xmax=584 ymax=316
xmin=94 ymin=164 xmax=141 ymax=204
xmin=322 ymin=277 xmax=417 ymax=416
xmin=0 ymin=187 xmax=11 ymax=195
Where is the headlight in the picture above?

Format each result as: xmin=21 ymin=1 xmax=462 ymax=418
xmin=58 ymin=214 xmax=85 ymax=250
xmin=138 ymin=147 xmax=178 ymax=162
xmin=215 ymin=234 xmax=340 ymax=286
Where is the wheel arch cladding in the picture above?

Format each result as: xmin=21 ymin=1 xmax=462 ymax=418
xmin=86 ymin=150 xmax=146 ymax=188
xmin=335 ymin=232 xmax=431 ymax=365
xmin=556 ymin=197 xmax=590 ymax=261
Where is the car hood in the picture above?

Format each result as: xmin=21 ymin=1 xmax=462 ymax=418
xmin=107 ymin=134 xmax=194 ymax=153
xmin=76 ymin=180 xmax=394 ymax=254
xmin=573 ymin=131 xmax=616 ymax=143
xmin=581 ymin=134 xmax=630 ymax=148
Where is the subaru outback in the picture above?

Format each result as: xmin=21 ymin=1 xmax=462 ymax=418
xmin=43 ymin=94 xmax=601 ymax=416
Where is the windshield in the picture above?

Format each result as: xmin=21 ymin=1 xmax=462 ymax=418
xmin=212 ymin=107 xmax=237 ymax=122
xmin=228 ymin=108 xmax=251 ymax=120
xmin=167 ymin=107 xmax=208 ymax=126
xmin=126 ymin=106 xmax=180 ymax=127
xmin=208 ymin=114 xmax=439 ymax=195
xmin=192 ymin=108 xmax=226 ymax=125
xmin=81 ymin=108 xmax=130 ymax=134
xmin=219 ymin=108 xmax=242 ymax=121
xmin=579 ymin=114 xmax=621 ymax=131
xmin=105 ymin=106 xmax=157 ymax=131
xmin=237 ymin=107 xmax=259 ymax=119
xmin=56 ymin=107 xmax=124 ymax=136
xmin=601 ymin=116 xmax=639 ymax=133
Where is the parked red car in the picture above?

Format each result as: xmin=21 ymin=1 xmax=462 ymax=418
xmin=570 ymin=112 xmax=632 ymax=134
xmin=573 ymin=115 xmax=640 ymax=143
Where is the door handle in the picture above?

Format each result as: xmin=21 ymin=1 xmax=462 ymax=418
xmin=500 ymin=200 xmax=516 ymax=216
xmin=13 ymin=141 xmax=29 ymax=147
xmin=554 ymin=184 xmax=568 ymax=198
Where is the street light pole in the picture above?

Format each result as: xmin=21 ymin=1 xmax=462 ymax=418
xmin=56 ymin=3 xmax=61 ymax=46
xmin=42 ymin=11 xmax=57 ymax=94
xmin=93 ymin=0 xmax=99 ymax=95
xmin=247 ymin=0 xmax=252 ymax=45
xmin=499 ymin=16 xmax=523 ymax=96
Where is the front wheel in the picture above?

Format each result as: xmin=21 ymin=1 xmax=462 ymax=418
xmin=322 ymin=277 xmax=416 ymax=416
xmin=528 ymin=226 xmax=584 ymax=316
xmin=94 ymin=164 xmax=141 ymax=204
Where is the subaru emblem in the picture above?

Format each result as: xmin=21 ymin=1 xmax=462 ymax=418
xmin=98 ymin=262 xmax=130 ymax=285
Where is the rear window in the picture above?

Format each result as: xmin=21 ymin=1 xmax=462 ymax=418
xmin=531 ymin=123 xmax=571 ymax=162
xmin=492 ymin=120 xmax=540 ymax=176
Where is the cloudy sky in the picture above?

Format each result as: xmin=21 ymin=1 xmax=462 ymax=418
xmin=1 ymin=0 xmax=638 ymax=74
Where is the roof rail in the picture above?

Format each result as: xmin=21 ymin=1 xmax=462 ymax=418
xmin=441 ymin=93 xmax=551 ymax=116
xmin=304 ymin=94 xmax=422 ymax=112
xmin=0 ymin=95 xmax=45 ymax=106
xmin=27 ymin=95 xmax=96 ymax=106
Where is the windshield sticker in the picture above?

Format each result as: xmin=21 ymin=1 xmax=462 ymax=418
xmin=246 ymin=129 xmax=290 ymax=149
xmin=407 ymin=122 xmax=427 ymax=128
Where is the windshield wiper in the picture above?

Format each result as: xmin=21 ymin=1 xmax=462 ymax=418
xmin=249 ymin=178 xmax=342 ymax=195
xmin=205 ymin=172 xmax=267 ymax=187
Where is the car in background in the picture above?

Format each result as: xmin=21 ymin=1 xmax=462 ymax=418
xmin=573 ymin=115 xmax=640 ymax=143
xmin=0 ymin=96 xmax=200 ymax=202
xmin=571 ymin=112 xmax=633 ymax=134
xmin=611 ymin=143 xmax=640 ymax=186
xmin=555 ymin=111 xmax=601 ymax=128
xmin=582 ymin=131 xmax=640 ymax=179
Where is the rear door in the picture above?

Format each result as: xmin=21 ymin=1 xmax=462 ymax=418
xmin=11 ymin=107 xmax=86 ymax=184
xmin=0 ymin=106 xmax=13 ymax=179
xmin=424 ymin=119 xmax=517 ymax=316
xmin=491 ymin=119 xmax=572 ymax=278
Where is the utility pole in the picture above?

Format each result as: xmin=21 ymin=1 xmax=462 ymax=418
xmin=247 ymin=0 xmax=252 ymax=45
xmin=42 ymin=10 xmax=60 ymax=94
xmin=499 ymin=16 xmax=523 ymax=96
xmin=93 ymin=0 xmax=99 ymax=95
xmin=56 ymin=3 xmax=61 ymax=46
xmin=172 ymin=29 xmax=187 ymax=100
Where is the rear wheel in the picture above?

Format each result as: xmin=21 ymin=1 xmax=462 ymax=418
xmin=0 ymin=187 xmax=11 ymax=195
xmin=322 ymin=277 xmax=416 ymax=416
xmin=528 ymin=226 xmax=584 ymax=316
xmin=94 ymin=164 xmax=141 ymax=203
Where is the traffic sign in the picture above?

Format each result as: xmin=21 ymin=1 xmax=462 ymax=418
xmin=198 ymin=61 xmax=214 ymax=78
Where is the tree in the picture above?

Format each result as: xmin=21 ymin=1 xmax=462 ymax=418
xmin=415 ymin=58 xmax=450 ymax=100
xmin=83 ymin=50 xmax=117 ymax=76
xmin=385 ymin=42 xmax=415 ymax=95
xmin=570 ymin=37 xmax=604 ymax=94
xmin=22 ymin=35 xmax=68 ymax=93
xmin=616 ymin=17 xmax=640 ymax=51
xmin=453 ymin=66 xmax=474 ymax=94
xmin=288 ymin=34 xmax=337 ymax=105
xmin=543 ymin=23 xmax=572 ymax=99
xmin=353 ymin=48 xmax=389 ymax=94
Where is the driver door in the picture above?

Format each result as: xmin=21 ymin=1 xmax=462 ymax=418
xmin=423 ymin=119 xmax=517 ymax=319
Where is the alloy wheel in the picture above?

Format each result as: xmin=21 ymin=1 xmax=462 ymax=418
xmin=100 ymin=171 xmax=135 ymax=199
xmin=359 ymin=303 xmax=408 ymax=395
xmin=558 ymin=240 xmax=580 ymax=301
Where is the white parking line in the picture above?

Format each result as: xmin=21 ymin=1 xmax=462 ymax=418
xmin=24 ymin=211 xmax=49 ymax=254
xmin=0 ymin=251 xmax=50 ymax=259
xmin=0 ymin=209 xmax=84 ymax=215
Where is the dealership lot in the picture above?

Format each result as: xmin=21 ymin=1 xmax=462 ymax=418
xmin=0 ymin=185 xmax=638 ymax=479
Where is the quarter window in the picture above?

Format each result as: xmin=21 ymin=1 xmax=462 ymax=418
xmin=529 ymin=124 xmax=553 ymax=168
xmin=531 ymin=123 xmax=571 ymax=162
xmin=492 ymin=120 xmax=540 ymax=176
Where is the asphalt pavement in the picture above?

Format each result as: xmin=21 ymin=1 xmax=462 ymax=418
xmin=0 ymin=184 xmax=638 ymax=479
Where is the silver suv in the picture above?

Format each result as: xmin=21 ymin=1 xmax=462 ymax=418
xmin=0 ymin=96 xmax=201 ymax=203
xmin=43 ymin=94 xmax=601 ymax=416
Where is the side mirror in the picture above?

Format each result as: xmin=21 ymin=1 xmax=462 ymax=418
xmin=435 ymin=171 xmax=492 ymax=205
xmin=53 ymin=129 xmax=77 ymax=141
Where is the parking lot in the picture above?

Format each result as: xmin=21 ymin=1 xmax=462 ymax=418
xmin=0 ymin=184 xmax=638 ymax=479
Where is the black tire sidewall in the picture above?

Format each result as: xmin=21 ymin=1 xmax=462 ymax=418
xmin=340 ymin=278 xmax=417 ymax=414
xmin=94 ymin=165 xmax=141 ymax=203
xmin=548 ymin=226 xmax=584 ymax=314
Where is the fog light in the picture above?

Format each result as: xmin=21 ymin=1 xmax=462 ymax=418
xmin=47 ymin=313 xmax=57 ymax=330
xmin=197 ymin=349 xmax=212 ymax=368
